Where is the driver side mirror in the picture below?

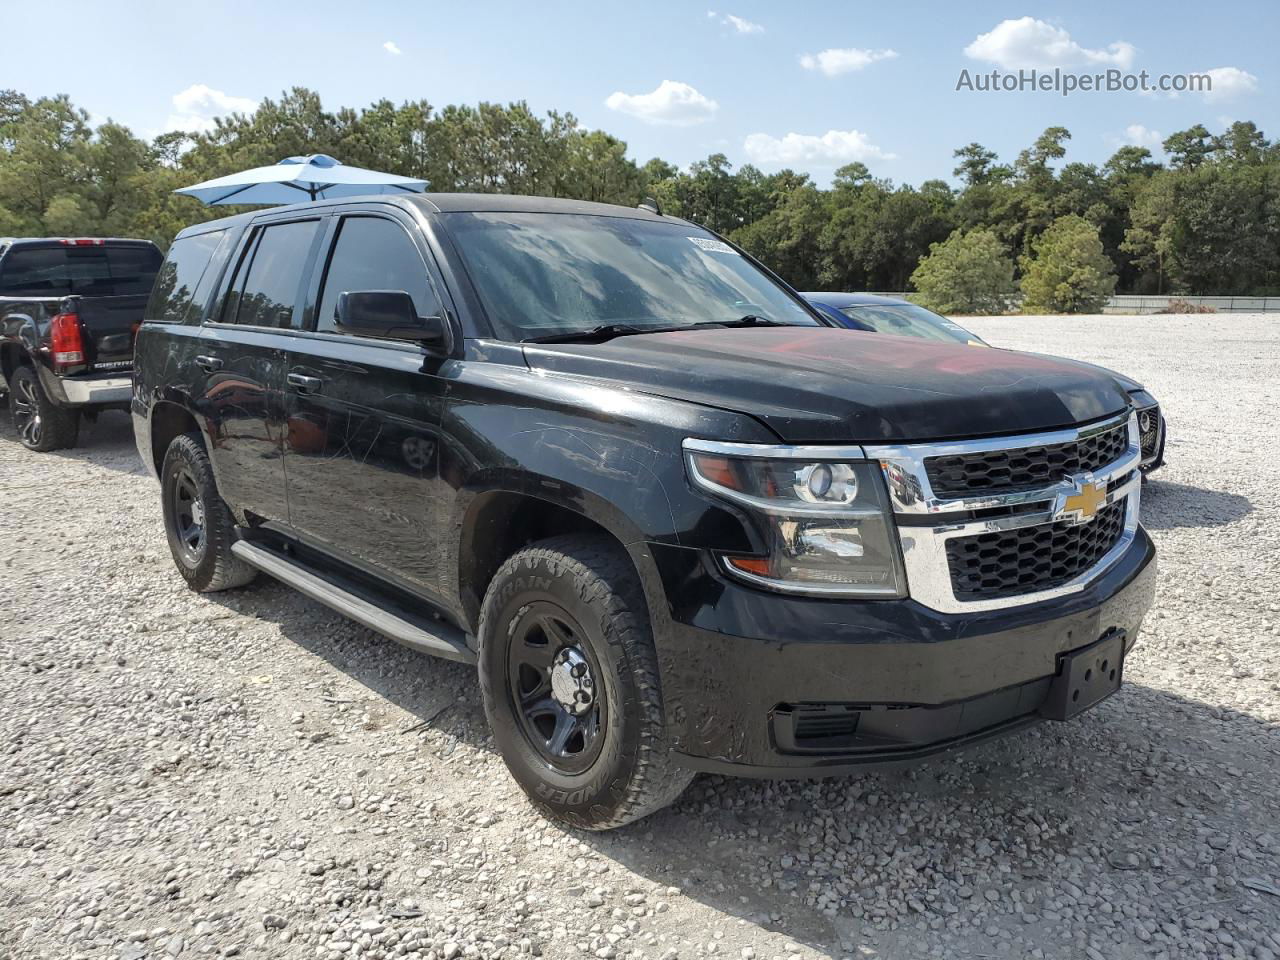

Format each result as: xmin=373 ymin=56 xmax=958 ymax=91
xmin=335 ymin=290 xmax=451 ymax=352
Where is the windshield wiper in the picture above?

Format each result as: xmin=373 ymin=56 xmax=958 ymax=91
xmin=523 ymin=315 xmax=797 ymax=344
xmin=524 ymin=323 xmax=655 ymax=344
xmin=725 ymin=314 xmax=794 ymax=327
xmin=677 ymin=315 xmax=797 ymax=332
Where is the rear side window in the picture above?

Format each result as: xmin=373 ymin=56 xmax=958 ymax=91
xmin=223 ymin=220 xmax=319 ymax=329
xmin=0 ymin=243 xmax=161 ymax=297
xmin=145 ymin=230 xmax=230 ymax=324
xmin=315 ymin=217 xmax=440 ymax=334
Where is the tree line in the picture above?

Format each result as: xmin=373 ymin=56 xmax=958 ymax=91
xmin=3 ymin=86 xmax=1278 ymax=307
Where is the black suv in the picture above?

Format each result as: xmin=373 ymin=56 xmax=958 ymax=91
xmin=133 ymin=195 xmax=1157 ymax=829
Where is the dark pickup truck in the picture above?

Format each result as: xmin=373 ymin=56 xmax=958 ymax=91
xmin=132 ymin=195 xmax=1157 ymax=829
xmin=1 ymin=237 xmax=162 ymax=450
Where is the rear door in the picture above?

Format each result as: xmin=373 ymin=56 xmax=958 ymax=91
xmin=196 ymin=216 xmax=325 ymax=525
xmin=281 ymin=209 xmax=451 ymax=599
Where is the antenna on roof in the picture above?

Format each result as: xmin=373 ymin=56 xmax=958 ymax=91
xmin=638 ymin=197 xmax=662 ymax=216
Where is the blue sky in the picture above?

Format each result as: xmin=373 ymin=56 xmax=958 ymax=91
xmin=5 ymin=1 xmax=1275 ymax=186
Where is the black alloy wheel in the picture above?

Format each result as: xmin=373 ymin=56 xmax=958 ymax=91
xmin=169 ymin=464 xmax=207 ymax=566
xmin=506 ymin=602 xmax=606 ymax=774
xmin=159 ymin=431 xmax=257 ymax=593
xmin=478 ymin=534 xmax=694 ymax=830
xmin=8 ymin=365 xmax=79 ymax=452
xmin=11 ymin=373 xmax=40 ymax=448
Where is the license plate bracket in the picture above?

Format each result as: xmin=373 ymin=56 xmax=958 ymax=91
xmin=1039 ymin=629 xmax=1126 ymax=721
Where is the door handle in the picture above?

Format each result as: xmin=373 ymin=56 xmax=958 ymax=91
xmin=287 ymin=372 xmax=323 ymax=394
xmin=193 ymin=354 xmax=223 ymax=373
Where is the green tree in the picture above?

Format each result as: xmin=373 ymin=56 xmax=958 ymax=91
xmin=4 ymin=85 xmax=1280 ymax=298
xmin=1020 ymin=215 xmax=1117 ymax=313
xmin=952 ymin=142 xmax=998 ymax=186
xmin=909 ymin=228 xmax=1015 ymax=314
xmin=1163 ymin=124 xmax=1213 ymax=170
xmin=730 ymin=183 xmax=828 ymax=289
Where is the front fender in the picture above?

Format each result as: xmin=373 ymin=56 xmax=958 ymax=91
xmin=437 ymin=354 xmax=780 ymax=621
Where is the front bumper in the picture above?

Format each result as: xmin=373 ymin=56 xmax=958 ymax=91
xmin=636 ymin=528 xmax=1156 ymax=776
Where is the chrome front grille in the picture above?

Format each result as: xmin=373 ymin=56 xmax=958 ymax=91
xmin=925 ymin=420 xmax=1129 ymax=497
xmin=865 ymin=412 xmax=1143 ymax=613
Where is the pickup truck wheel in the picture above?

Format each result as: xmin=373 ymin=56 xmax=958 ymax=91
xmin=8 ymin=365 xmax=79 ymax=452
xmin=478 ymin=534 xmax=693 ymax=830
xmin=160 ymin=432 xmax=256 ymax=593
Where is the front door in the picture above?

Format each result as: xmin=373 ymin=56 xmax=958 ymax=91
xmin=282 ymin=212 xmax=451 ymax=599
xmin=197 ymin=216 xmax=324 ymax=524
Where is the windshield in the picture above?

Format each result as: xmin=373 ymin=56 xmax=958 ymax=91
xmin=444 ymin=212 xmax=819 ymax=341
xmin=840 ymin=303 xmax=983 ymax=344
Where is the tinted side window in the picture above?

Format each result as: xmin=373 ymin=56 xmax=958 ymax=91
xmin=227 ymin=220 xmax=319 ymax=328
xmin=316 ymin=217 xmax=440 ymax=334
xmin=145 ymin=231 xmax=227 ymax=323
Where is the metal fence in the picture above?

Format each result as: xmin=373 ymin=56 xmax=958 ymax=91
xmin=865 ymin=293 xmax=1280 ymax=314
xmin=1102 ymin=295 xmax=1280 ymax=314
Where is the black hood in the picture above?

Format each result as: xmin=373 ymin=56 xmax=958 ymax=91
xmin=523 ymin=328 xmax=1132 ymax=443
xmin=1024 ymin=353 xmax=1145 ymax=393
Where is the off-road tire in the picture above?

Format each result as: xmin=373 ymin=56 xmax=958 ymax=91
xmin=160 ymin=431 xmax=256 ymax=593
xmin=478 ymin=534 xmax=693 ymax=830
xmin=9 ymin=365 xmax=79 ymax=451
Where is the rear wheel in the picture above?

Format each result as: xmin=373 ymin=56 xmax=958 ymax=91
xmin=8 ymin=365 xmax=79 ymax=452
xmin=160 ymin=431 xmax=256 ymax=593
xmin=478 ymin=534 xmax=693 ymax=830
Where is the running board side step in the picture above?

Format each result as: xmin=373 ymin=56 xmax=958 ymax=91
xmin=230 ymin=540 xmax=476 ymax=665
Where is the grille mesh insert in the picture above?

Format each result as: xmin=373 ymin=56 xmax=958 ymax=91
xmin=925 ymin=422 xmax=1129 ymax=497
xmin=1138 ymin=406 xmax=1161 ymax=461
xmin=945 ymin=500 xmax=1127 ymax=601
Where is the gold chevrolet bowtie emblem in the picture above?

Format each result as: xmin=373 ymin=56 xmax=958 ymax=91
xmin=1057 ymin=479 xmax=1106 ymax=524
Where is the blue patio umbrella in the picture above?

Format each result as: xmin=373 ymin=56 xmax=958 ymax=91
xmin=174 ymin=154 xmax=427 ymax=205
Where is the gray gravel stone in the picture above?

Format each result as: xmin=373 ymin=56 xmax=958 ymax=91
xmin=0 ymin=314 xmax=1278 ymax=960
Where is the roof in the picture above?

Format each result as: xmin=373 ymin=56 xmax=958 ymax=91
xmin=173 ymin=191 xmax=677 ymax=240
xmin=409 ymin=193 xmax=672 ymax=220
xmin=0 ymin=237 xmax=158 ymax=247
xmin=800 ymin=292 xmax=914 ymax=308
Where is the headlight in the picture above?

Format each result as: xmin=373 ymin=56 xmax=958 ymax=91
xmin=684 ymin=441 xmax=906 ymax=597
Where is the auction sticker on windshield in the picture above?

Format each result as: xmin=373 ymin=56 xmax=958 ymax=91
xmin=687 ymin=236 xmax=737 ymax=254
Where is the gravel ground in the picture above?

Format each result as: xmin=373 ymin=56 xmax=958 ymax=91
xmin=2 ymin=313 xmax=1278 ymax=960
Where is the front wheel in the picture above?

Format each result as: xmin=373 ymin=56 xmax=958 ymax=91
xmin=160 ymin=431 xmax=256 ymax=593
xmin=478 ymin=534 xmax=693 ymax=830
xmin=8 ymin=365 xmax=79 ymax=451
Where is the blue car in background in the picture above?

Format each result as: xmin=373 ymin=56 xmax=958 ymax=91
xmin=803 ymin=292 xmax=1166 ymax=474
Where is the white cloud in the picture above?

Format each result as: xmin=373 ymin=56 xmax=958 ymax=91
xmin=709 ymin=11 xmax=764 ymax=34
xmin=604 ymin=80 xmax=719 ymax=126
xmin=1201 ymin=66 xmax=1257 ymax=101
xmin=964 ymin=17 xmax=1136 ymax=70
xmin=166 ymin=84 xmax=258 ymax=133
xmin=383 ymin=40 xmax=402 ymax=55
xmin=1123 ymin=124 xmax=1164 ymax=150
xmin=743 ymin=129 xmax=895 ymax=165
xmin=799 ymin=47 xmax=898 ymax=77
